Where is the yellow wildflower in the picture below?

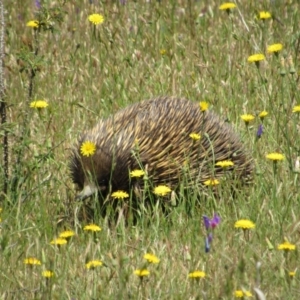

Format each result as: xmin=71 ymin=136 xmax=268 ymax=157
xmin=42 ymin=270 xmax=54 ymax=278
xmin=259 ymin=11 xmax=272 ymax=19
xmin=30 ymin=100 xmax=48 ymax=109
xmin=215 ymin=160 xmax=234 ymax=168
xmin=199 ymin=101 xmax=209 ymax=112
xmin=88 ymin=14 xmax=104 ymax=25
xmin=86 ymin=260 xmax=103 ymax=269
xmin=203 ymin=179 xmax=220 ymax=186
xmin=130 ymin=169 xmax=145 ymax=178
xmin=289 ymin=271 xmax=296 ymax=277
xmin=24 ymin=258 xmax=41 ymax=265
xmin=188 ymin=271 xmax=206 ymax=278
xmin=241 ymin=114 xmax=255 ymax=124
xmin=80 ymin=141 xmax=96 ymax=157
xmin=267 ymin=43 xmax=283 ymax=54
xmin=247 ymin=54 xmax=265 ymax=63
xmin=144 ymin=253 xmax=160 ymax=264
xmin=234 ymin=290 xmax=244 ymax=298
xmin=59 ymin=230 xmax=75 ymax=239
xmin=259 ymin=111 xmax=268 ymax=119
xmin=26 ymin=20 xmax=39 ymax=28
xmin=111 ymin=190 xmax=129 ymax=199
xmin=83 ymin=224 xmax=102 ymax=232
xmin=50 ymin=238 xmax=67 ymax=246
xmin=266 ymin=152 xmax=284 ymax=161
xmin=134 ymin=269 xmax=150 ymax=277
xmin=234 ymin=219 xmax=255 ymax=229
xmin=153 ymin=185 xmax=171 ymax=196
xmin=234 ymin=290 xmax=252 ymax=297
xmin=219 ymin=3 xmax=236 ymax=10
xmin=292 ymin=105 xmax=300 ymax=113
xmin=160 ymin=49 xmax=167 ymax=55
xmin=189 ymin=133 xmax=201 ymax=141
xmin=278 ymin=241 xmax=296 ymax=251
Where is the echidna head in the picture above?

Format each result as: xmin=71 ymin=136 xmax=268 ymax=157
xmin=70 ymin=147 xmax=112 ymax=201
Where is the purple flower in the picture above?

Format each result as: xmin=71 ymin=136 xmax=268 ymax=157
xmin=210 ymin=214 xmax=221 ymax=228
xmin=257 ymin=124 xmax=263 ymax=138
xmin=203 ymin=215 xmax=210 ymax=230
xmin=35 ymin=0 xmax=41 ymax=9
xmin=203 ymin=214 xmax=221 ymax=230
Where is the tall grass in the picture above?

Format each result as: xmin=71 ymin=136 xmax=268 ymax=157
xmin=0 ymin=0 xmax=300 ymax=299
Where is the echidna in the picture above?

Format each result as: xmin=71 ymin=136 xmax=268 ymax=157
xmin=70 ymin=96 xmax=253 ymax=201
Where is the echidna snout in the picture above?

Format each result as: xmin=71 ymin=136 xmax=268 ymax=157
xmin=75 ymin=182 xmax=98 ymax=201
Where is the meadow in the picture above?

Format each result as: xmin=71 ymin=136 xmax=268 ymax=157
xmin=0 ymin=0 xmax=300 ymax=299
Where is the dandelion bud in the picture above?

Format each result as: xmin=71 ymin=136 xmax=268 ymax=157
xmin=280 ymin=57 xmax=286 ymax=76
xmin=287 ymin=55 xmax=296 ymax=74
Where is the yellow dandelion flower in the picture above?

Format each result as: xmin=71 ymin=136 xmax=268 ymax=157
xmin=259 ymin=111 xmax=268 ymax=119
xmin=160 ymin=49 xmax=167 ymax=55
xmin=86 ymin=260 xmax=103 ymax=269
xmin=111 ymin=190 xmax=129 ymax=199
xmin=241 ymin=114 xmax=255 ymax=124
xmin=189 ymin=133 xmax=201 ymax=141
xmin=289 ymin=271 xmax=296 ymax=277
xmin=134 ymin=269 xmax=150 ymax=277
xmin=144 ymin=253 xmax=160 ymax=264
xmin=215 ymin=160 xmax=234 ymax=168
xmin=234 ymin=219 xmax=255 ymax=229
xmin=244 ymin=291 xmax=253 ymax=297
xmin=26 ymin=20 xmax=39 ymax=28
xmin=266 ymin=152 xmax=284 ymax=161
xmin=88 ymin=14 xmax=104 ymax=25
xmin=30 ymin=100 xmax=48 ymax=109
xmin=80 ymin=141 xmax=96 ymax=157
xmin=292 ymin=105 xmax=300 ymax=113
xmin=267 ymin=43 xmax=283 ymax=54
xmin=130 ymin=169 xmax=145 ymax=178
xmin=234 ymin=290 xmax=253 ymax=297
xmin=153 ymin=185 xmax=172 ymax=196
xmin=247 ymin=54 xmax=265 ymax=63
xmin=259 ymin=11 xmax=272 ymax=19
xmin=278 ymin=241 xmax=296 ymax=251
xmin=199 ymin=101 xmax=209 ymax=112
xmin=24 ymin=258 xmax=41 ymax=265
xmin=203 ymin=179 xmax=220 ymax=186
xmin=188 ymin=270 xmax=206 ymax=278
xmin=59 ymin=230 xmax=75 ymax=239
xmin=50 ymin=238 xmax=67 ymax=246
xmin=219 ymin=3 xmax=236 ymax=10
xmin=234 ymin=290 xmax=244 ymax=298
xmin=42 ymin=270 xmax=54 ymax=278
xmin=83 ymin=224 xmax=101 ymax=232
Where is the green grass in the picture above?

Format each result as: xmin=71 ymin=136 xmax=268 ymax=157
xmin=1 ymin=0 xmax=300 ymax=299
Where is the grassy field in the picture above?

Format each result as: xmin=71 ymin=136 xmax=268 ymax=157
xmin=1 ymin=0 xmax=300 ymax=299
